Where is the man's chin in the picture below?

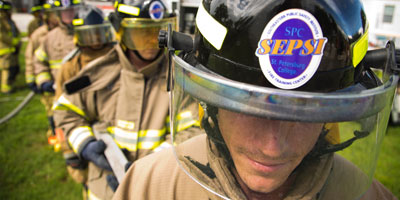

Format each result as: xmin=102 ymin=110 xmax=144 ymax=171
xmin=243 ymin=174 xmax=287 ymax=194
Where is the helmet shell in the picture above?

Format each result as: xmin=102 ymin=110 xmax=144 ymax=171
xmin=0 ymin=0 xmax=12 ymax=11
xmin=195 ymin=0 xmax=368 ymax=92
xmin=73 ymin=4 xmax=104 ymax=26
xmin=115 ymin=0 xmax=173 ymax=19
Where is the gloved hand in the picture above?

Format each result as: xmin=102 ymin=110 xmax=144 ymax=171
xmin=81 ymin=140 xmax=112 ymax=171
xmin=106 ymin=162 xmax=132 ymax=192
xmin=27 ymin=82 xmax=42 ymax=94
xmin=40 ymin=81 xmax=55 ymax=93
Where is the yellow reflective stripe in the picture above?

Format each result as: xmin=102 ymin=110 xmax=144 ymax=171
xmin=35 ymin=72 xmax=51 ymax=85
xmin=73 ymin=0 xmax=81 ymax=4
xmin=49 ymin=59 xmax=63 ymax=69
xmin=1 ymin=83 xmax=11 ymax=92
xmin=87 ymin=189 xmax=102 ymax=200
xmin=114 ymin=1 xmax=118 ymax=8
xmin=118 ymin=4 xmax=140 ymax=16
xmin=34 ymin=48 xmax=48 ymax=62
xmin=52 ymin=95 xmax=89 ymax=120
xmin=167 ymin=111 xmax=200 ymax=132
xmin=43 ymin=3 xmax=51 ymax=9
xmin=153 ymin=141 xmax=172 ymax=152
xmin=72 ymin=19 xmax=84 ymax=26
xmin=110 ymin=127 xmax=167 ymax=151
xmin=0 ymin=47 xmax=16 ymax=56
xmin=138 ymin=140 xmax=163 ymax=150
xmin=0 ymin=4 xmax=11 ymax=9
xmin=352 ymin=29 xmax=369 ymax=67
xmin=69 ymin=126 xmax=94 ymax=153
xmin=26 ymin=75 xmax=36 ymax=83
xmin=31 ymin=5 xmax=43 ymax=12
xmin=12 ymin=38 xmax=20 ymax=46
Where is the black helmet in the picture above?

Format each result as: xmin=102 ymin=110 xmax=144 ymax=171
xmin=114 ymin=0 xmax=174 ymax=19
xmin=72 ymin=4 xmax=114 ymax=47
xmin=43 ymin=0 xmax=59 ymax=11
xmin=165 ymin=0 xmax=400 ymax=199
xmin=195 ymin=0 xmax=369 ymax=92
xmin=0 ymin=0 xmax=11 ymax=11
xmin=30 ymin=0 xmax=46 ymax=13
xmin=50 ymin=0 xmax=83 ymax=11
xmin=111 ymin=0 xmax=177 ymax=50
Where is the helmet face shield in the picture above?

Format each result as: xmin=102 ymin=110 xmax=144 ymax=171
xmin=119 ymin=17 xmax=176 ymax=50
xmin=74 ymin=23 xmax=115 ymax=47
xmin=170 ymin=47 xmax=398 ymax=199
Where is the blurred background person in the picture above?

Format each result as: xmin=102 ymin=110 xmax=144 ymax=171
xmin=53 ymin=4 xmax=116 ymax=198
xmin=33 ymin=0 xmax=83 ymax=138
xmin=25 ymin=0 xmax=60 ymax=94
xmin=0 ymin=0 xmax=20 ymax=94
xmin=53 ymin=0 xmax=200 ymax=199
xmin=27 ymin=0 xmax=45 ymax=38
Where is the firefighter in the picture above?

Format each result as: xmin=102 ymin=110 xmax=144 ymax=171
xmin=33 ymin=0 xmax=82 ymax=137
xmin=113 ymin=0 xmax=399 ymax=199
xmin=54 ymin=4 xmax=115 ymax=100
xmin=53 ymin=0 xmax=200 ymax=199
xmin=27 ymin=0 xmax=45 ymax=38
xmin=54 ymin=4 xmax=115 ymax=188
xmin=25 ymin=0 xmax=59 ymax=94
xmin=0 ymin=0 xmax=20 ymax=94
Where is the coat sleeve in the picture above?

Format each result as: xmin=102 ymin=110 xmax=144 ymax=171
xmin=33 ymin=39 xmax=52 ymax=86
xmin=25 ymin=39 xmax=35 ymax=84
xmin=53 ymin=92 xmax=96 ymax=157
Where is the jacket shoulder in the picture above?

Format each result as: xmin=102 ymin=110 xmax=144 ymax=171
xmin=30 ymin=25 xmax=48 ymax=39
xmin=318 ymin=154 xmax=397 ymax=200
xmin=64 ymin=46 xmax=120 ymax=94
xmin=114 ymin=135 xmax=209 ymax=200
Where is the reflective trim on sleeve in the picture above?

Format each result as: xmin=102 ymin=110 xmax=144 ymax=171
xmin=26 ymin=75 xmax=36 ymax=83
xmin=166 ymin=111 xmax=200 ymax=132
xmin=34 ymin=48 xmax=48 ymax=62
xmin=12 ymin=37 xmax=20 ymax=46
xmin=49 ymin=59 xmax=63 ymax=69
xmin=35 ymin=72 xmax=52 ymax=85
xmin=52 ymin=95 xmax=89 ymax=120
xmin=153 ymin=141 xmax=172 ymax=152
xmin=69 ymin=126 xmax=94 ymax=153
xmin=0 ymin=47 xmax=16 ymax=56
xmin=109 ymin=126 xmax=167 ymax=151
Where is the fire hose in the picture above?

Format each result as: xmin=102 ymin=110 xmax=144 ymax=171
xmin=0 ymin=91 xmax=35 ymax=125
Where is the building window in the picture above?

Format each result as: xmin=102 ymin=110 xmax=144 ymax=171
xmin=383 ymin=5 xmax=395 ymax=23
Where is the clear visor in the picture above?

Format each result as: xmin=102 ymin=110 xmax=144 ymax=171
xmin=170 ymin=49 xmax=398 ymax=199
xmin=74 ymin=23 xmax=115 ymax=47
xmin=119 ymin=17 xmax=176 ymax=50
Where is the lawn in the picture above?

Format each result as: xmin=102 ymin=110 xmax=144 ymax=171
xmin=0 ymin=41 xmax=399 ymax=199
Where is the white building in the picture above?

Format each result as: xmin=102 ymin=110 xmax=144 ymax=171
xmin=362 ymin=0 xmax=400 ymax=48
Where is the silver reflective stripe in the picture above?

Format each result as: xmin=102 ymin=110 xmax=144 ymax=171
xmin=173 ymin=54 xmax=399 ymax=122
xmin=110 ymin=127 xmax=166 ymax=151
xmin=69 ymin=126 xmax=93 ymax=153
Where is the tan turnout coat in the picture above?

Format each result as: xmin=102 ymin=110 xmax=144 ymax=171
xmin=113 ymin=134 xmax=398 ymax=200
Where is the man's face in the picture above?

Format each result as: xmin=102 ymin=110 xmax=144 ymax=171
xmin=217 ymin=109 xmax=322 ymax=193
xmin=60 ymin=7 xmax=75 ymax=25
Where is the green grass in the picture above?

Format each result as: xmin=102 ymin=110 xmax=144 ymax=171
xmin=0 ymin=41 xmax=398 ymax=199
xmin=0 ymin=41 xmax=82 ymax=199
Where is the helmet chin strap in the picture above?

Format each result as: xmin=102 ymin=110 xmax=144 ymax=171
xmin=133 ymin=50 xmax=162 ymax=63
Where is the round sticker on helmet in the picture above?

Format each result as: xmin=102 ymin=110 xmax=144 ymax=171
xmin=255 ymin=9 xmax=328 ymax=89
xmin=149 ymin=1 xmax=164 ymax=20
xmin=62 ymin=0 xmax=71 ymax=6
